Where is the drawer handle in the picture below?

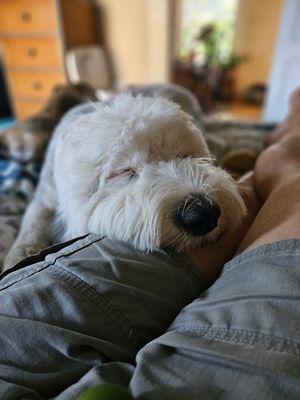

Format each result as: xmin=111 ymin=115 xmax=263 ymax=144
xmin=20 ymin=10 xmax=32 ymax=23
xmin=32 ymin=81 xmax=43 ymax=91
xmin=27 ymin=47 xmax=38 ymax=58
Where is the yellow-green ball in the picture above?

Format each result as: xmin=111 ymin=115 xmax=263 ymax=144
xmin=77 ymin=383 xmax=134 ymax=400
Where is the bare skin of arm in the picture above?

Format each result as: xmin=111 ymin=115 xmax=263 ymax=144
xmin=188 ymin=172 xmax=261 ymax=286
xmin=188 ymin=88 xmax=300 ymax=286
xmin=238 ymin=88 xmax=300 ymax=253
xmin=237 ymin=136 xmax=300 ymax=254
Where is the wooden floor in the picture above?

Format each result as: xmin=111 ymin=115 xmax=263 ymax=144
xmin=208 ymin=101 xmax=263 ymax=122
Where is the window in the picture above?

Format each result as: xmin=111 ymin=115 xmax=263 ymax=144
xmin=178 ymin=0 xmax=238 ymax=67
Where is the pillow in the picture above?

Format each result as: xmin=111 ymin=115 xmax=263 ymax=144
xmin=0 ymin=156 xmax=41 ymax=270
xmin=0 ymin=194 xmax=26 ymax=270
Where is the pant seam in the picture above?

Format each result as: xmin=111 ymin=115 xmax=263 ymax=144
xmin=224 ymin=238 xmax=300 ymax=273
xmin=50 ymin=261 xmax=145 ymax=352
xmin=0 ymin=234 xmax=102 ymax=290
xmin=168 ymin=326 xmax=300 ymax=356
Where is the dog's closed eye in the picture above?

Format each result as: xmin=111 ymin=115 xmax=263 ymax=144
xmin=175 ymin=153 xmax=192 ymax=160
xmin=107 ymin=168 xmax=138 ymax=180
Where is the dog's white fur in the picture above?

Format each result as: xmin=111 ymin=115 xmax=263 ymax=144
xmin=4 ymin=94 xmax=246 ymax=268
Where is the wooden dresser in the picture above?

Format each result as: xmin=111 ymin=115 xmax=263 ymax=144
xmin=0 ymin=0 xmax=98 ymax=120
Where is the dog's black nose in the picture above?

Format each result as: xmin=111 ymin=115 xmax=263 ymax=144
xmin=174 ymin=196 xmax=221 ymax=236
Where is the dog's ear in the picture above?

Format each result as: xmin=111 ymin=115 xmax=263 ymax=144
xmin=188 ymin=122 xmax=212 ymax=159
xmin=51 ymin=83 xmax=66 ymax=95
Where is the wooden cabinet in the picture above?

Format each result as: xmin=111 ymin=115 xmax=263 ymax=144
xmin=0 ymin=0 xmax=58 ymax=34
xmin=2 ymin=37 xmax=63 ymax=68
xmin=0 ymin=0 xmax=98 ymax=120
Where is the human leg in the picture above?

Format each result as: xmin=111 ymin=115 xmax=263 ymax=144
xmin=129 ymin=96 xmax=300 ymax=400
xmin=130 ymin=152 xmax=300 ymax=399
xmin=237 ymin=132 xmax=300 ymax=254
xmin=0 ymin=234 xmax=204 ymax=399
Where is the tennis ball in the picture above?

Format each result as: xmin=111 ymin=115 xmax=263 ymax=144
xmin=77 ymin=383 xmax=134 ymax=400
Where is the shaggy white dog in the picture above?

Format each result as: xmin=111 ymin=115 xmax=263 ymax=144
xmin=4 ymin=94 xmax=246 ymax=268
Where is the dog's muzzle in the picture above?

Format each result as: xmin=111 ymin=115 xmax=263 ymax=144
xmin=173 ymin=195 xmax=221 ymax=236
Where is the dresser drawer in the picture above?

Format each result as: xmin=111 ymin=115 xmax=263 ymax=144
xmin=14 ymin=99 xmax=45 ymax=120
xmin=9 ymin=70 xmax=65 ymax=99
xmin=0 ymin=0 xmax=57 ymax=35
xmin=2 ymin=38 xmax=63 ymax=68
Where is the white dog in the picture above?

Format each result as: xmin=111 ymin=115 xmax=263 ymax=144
xmin=4 ymin=93 xmax=246 ymax=269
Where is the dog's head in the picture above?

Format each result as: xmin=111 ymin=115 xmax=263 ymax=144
xmin=54 ymin=94 xmax=246 ymax=251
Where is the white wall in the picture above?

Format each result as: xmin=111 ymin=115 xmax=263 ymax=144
xmin=97 ymin=0 xmax=172 ymax=87
xmin=234 ymin=0 xmax=284 ymax=96
xmin=264 ymin=0 xmax=300 ymax=122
